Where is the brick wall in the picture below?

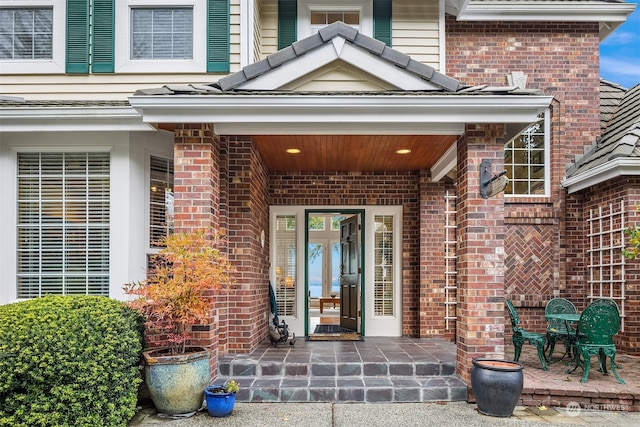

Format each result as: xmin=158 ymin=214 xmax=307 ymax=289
xmin=224 ymin=136 xmax=271 ymax=353
xmin=270 ymin=171 xmax=423 ymax=336
xmin=420 ymin=172 xmax=457 ymax=339
xmin=447 ymin=18 xmax=602 ymax=347
xmin=172 ymin=123 xmax=222 ymax=379
xmin=567 ymin=177 xmax=640 ymax=354
xmin=456 ymin=124 xmax=507 ymax=384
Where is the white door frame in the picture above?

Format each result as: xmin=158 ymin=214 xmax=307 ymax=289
xmin=270 ymin=205 xmax=402 ymax=337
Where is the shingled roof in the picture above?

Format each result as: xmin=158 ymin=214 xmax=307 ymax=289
xmin=565 ymin=81 xmax=640 ymax=179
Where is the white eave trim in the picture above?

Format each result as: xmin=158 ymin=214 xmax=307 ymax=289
xmin=0 ymin=106 xmax=155 ymax=132
xmin=129 ymin=94 xmax=553 ymax=135
xmin=431 ymin=141 xmax=457 ymax=182
xmin=454 ymin=1 xmax=635 ymax=21
xmin=562 ymin=158 xmax=640 ymax=194
xmin=448 ymin=0 xmax=636 ymax=39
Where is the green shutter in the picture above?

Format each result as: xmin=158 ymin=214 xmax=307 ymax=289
xmin=373 ymin=0 xmax=392 ymax=47
xmin=66 ymin=0 xmax=89 ymax=73
xmin=92 ymin=0 xmax=114 ymax=73
xmin=207 ymin=0 xmax=230 ymax=72
xmin=278 ymin=0 xmax=297 ymax=50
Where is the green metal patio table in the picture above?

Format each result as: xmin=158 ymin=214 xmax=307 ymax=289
xmin=545 ymin=312 xmax=580 ymax=364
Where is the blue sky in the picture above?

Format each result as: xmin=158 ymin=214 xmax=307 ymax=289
xmin=600 ymin=1 xmax=640 ymax=88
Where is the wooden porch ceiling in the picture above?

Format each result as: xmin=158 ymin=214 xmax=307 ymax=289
xmin=251 ymin=134 xmax=457 ymax=173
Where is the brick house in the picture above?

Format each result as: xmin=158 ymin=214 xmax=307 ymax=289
xmin=0 ymin=0 xmax=638 ymax=385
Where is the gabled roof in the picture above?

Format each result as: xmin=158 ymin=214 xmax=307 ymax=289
xmin=133 ymin=21 xmax=543 ymax=98
xmin=128 ymin=21 xmax=551 ymax=137
xmin=562 ymin=81 xmax=640 ymax=193
xmin=217 ymin=22 xmax=460 ymax=92
xmin=134 ymin=21 xmax=463 ymax=96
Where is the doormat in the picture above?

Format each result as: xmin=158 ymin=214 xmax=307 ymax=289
xmin=308 ymin=325 xmax=362 ymax=341
xmin=307 ymin=333 xmax=362 ymax=341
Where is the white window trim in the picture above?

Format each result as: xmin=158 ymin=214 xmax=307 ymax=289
xmin=0 ymin=0 xmax=66 ymax=74
xmin=10 ymin=145 xmax=114 ymax=301
xmin=114 ymin=0 xmax=206 ymax=73
xmin=297 ymin=0 xmax=373 ymax=40
xmin=505 ymin=108 xmax=551 ymax=199
xmin=145 ymin=151 xmax=174 ymax=254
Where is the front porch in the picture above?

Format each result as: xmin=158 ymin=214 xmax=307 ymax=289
xmin=214 ymin=337 xmax=640 ymax=411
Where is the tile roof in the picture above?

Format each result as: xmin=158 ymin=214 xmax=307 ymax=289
xmin=132 ymin=21 xmax=544 ymax=98
xmin=565 ymin=81 xmax=640 ymax=178
xmin=600 ymin=79 xmax=629 ymax=133
xmin=0 ymin=98 xmax=130 ymax=108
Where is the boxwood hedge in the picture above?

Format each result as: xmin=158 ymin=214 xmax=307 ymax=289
xmin=0 ymin=295 xmax=144 ymax=427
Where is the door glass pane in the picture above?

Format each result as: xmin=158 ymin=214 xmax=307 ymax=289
xmin=331 ymin=241 xmax=340 ymax=294
xmin=308 ymin=242 xmax=323 ymax=298
xmin=374 ymin=215 xmax=394 ymax=316
xmin=275 ymin=215 xmax=296 ymax=316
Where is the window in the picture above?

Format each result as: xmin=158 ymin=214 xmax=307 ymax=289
xmin=297 ymin=0 xmax=373 ymax=41
xmin=131 ymin=7 xmax=193 ymax=59
xmin=16 ymin=152 xmax=110 ymax=298
xmin=0 ymin=8 xmax=52 ymax=59
xmin=310 ymin=10 xmax=360 ymax=33
xmin=149 ymin=156 xmax=174 ymax=247
xmin=504 ymin=110 xmax=550 ymax=196
xmin=308 ymin=216 xmax=325 ymax=231
xmin=0 ymin=1 xmax=65 ymax=73
xmin=115 ymin=0 xmax=217 ymax=73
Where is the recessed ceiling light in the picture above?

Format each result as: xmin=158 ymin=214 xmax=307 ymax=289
xmin=396 ymin=149 xmax=411 ymax=154
xmin=286 ymin=148 xmax=301 ymax=154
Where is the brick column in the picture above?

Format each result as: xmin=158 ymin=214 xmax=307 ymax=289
xmin=173 ymin=123 xmax=222 ymax=380
xmin=173 ymin=123 xmax=220 ymax=233
xmin=456 ymin=123 xmax=507 ymax=385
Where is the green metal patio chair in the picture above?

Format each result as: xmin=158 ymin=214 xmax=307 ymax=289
xmin=590 ymin=297 xmax=619 ymax=311
xmin=567 ymin=300 xmax=624 ymax=384
xmin=589 ymin=298 xmax=622 ymax=368
xmin=544 ymin=297 xmax=577 ymax=361
xmin=506 ymin=300 xmax=549 ymax=370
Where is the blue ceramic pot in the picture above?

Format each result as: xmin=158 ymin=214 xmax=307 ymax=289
xmin=143 ymin=348 xmax=210 ymax=416
xmin=205 ymin=386 xmax=236 ymax=417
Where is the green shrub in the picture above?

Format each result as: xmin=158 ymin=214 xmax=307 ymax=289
xmin=0 ymin=295 xmax=144 ymax=427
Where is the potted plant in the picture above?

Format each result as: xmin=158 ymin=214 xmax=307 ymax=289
xmin=124 ymin=229 xmax=235 ymax=416
xmin=204 ymin=380 xmax=239 ymax=417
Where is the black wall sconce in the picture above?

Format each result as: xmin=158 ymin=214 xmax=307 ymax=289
xmin=480 ymin=159 xmax=509 ymax=199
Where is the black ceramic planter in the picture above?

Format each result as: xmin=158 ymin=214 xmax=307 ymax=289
xmin=471 ymin=358 xmax=524 ymax=417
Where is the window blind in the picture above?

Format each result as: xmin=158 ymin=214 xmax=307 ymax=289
xmin=149 ymin=155 xmax=174 ymax=247
xmin=17 ymin=152 xmax=110 ymax=298
xmin=131 ymin=8 xmax=193 ymax=59
xmin=0 ymin=8 xmax=53 ymax=59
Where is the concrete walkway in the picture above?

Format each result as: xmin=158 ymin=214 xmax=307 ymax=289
xmin=129 ymin=402 xmax=640 ymax=426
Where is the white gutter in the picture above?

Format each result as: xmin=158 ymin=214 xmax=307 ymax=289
xmin=0 ymin=106 xmax=155 ymax=132
xmin=447 ymin=0 xmax=636 ymax=40
xmin=562 ymin=158 xmax=640 ymax=194
xmin=129 ymin=94 xmax=553 ymax=135
xmin=458 ymin=2 xmax=635 ymax=22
